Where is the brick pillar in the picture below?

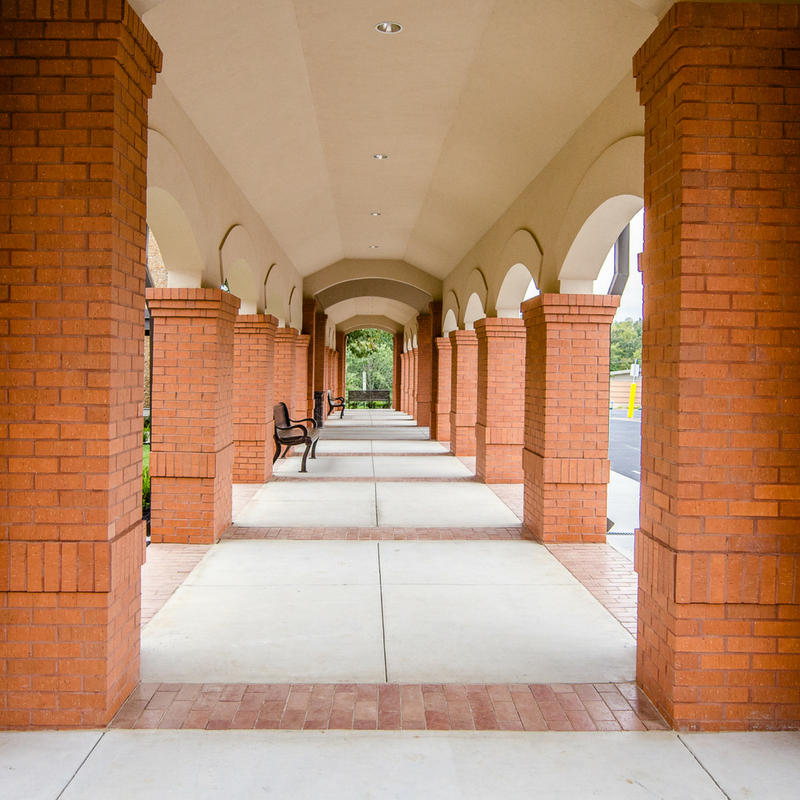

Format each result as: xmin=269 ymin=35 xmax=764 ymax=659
xmin=416 ymin=315 xmax=433 ymax=426
xmin=633 ymin=3 xmax=800 ymax=731
xmin=274 ymin=327 xmax=298 ymax=413
xmin=148 ymin=290 xmax=239 ymax=545
xmin=313 ymin=312 xmax=327 ymax=419
xmin=393 ymin=333 xmax=403 ymax=410
xmin=449 ymin=330 xmax=478 ymax=455
xmin=0 ymin=4 xmax=160 ymax=729
xmin=410 ymin=348 xmax=419 ymax=420
xmin=294 ymin=334 xmax=311 ymax=419
xmin=428 ymin=301 xmax=442 ymax=432
xmin=401 ymin=352 xmax=408 ymax=413
xmin=301 ymin=299 xmax=316 ymax=418
xmin=432 ymin=337 xmax=452 ymax=442
xmin=336 ymin=331 xmax=346 ymax=399
xmin=521 ymin=295 xmax=617 ymax=544
xmin=233 ymin=315 xmax=277 ymax=483
xmin=475 ymin=318 xmax=525 ymax=483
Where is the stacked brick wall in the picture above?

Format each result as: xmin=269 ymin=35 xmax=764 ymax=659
xmin=415 ymin=315 xmax=433 ymax=426
xmin=294 ymin=334 xmax=310 ymax=419
xmin=274 ymin=327 xmax=298 ymax=414
xmin=449 ymin=330 xmax=478 ymax=456
xmin=475 ymin=318 xmax=525 ymax=483
xmin=233 ymin=315 xmax=277 ymax=483
xmin=522 ymin=295 xmax=618 ymax=543
xmin=313 ymin=313 xmax=327 ymax=419
xmin=633 ymin=2 xmax=800 ymax=731
xmin=148 ymin=289 xmax=240 ymax=545
xmin=432 ymin=337 xmax=452 ymax=442
xmin=0 ymin=2 xmax=161 ymax=728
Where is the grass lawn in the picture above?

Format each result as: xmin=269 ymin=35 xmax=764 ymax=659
xmin=143 ymin=444 xmax=150 ymax=470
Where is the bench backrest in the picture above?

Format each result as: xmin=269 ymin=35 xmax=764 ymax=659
xmin=273 ymin=402 xmax=290 ymax=429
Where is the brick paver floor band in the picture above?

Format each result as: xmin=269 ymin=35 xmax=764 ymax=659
xmin=222 ymin=526 xmax=527 ymax=540
xmin=111 ymin=682 xmax=668 ymax=732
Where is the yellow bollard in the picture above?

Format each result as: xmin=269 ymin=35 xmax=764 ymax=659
xmin=628 ymin=382 xmax=636 ymax=418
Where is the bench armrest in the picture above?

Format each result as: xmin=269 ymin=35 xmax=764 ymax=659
xmin=276 ymin=423 xmax=309 ymax=436
xmin=289 ymin=415 xmax=317 ymax=429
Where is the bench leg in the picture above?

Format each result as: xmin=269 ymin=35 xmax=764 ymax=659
xmin=338 ymin=406 xmax=344 ymax=419
xmin=300 ymin=442 xmax=312 ymax=473
xmin=273 ymin=442 xmax=282 ymax=464
xmin=311 ymin=438 xmax=319 ymax=460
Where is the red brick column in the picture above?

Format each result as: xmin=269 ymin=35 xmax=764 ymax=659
xmin=148 ymin=290 xmax=240 ymax=545
xmin=0 ymin=4 xmax=161 ymax=728
xmin=274 ymin=327 xmax=298 ymax=413
xmin=233 ymin=315 xmax=277 ymax=483
xmin=449 ymin=330 xmax=478 ymax=456
xmin=401 ymin=352 xmax=408 ymax=414
xmin=475 ymin=318 xmax=525 ymax=483
xmin=294 ymin=334 xmax=311 ymax=419
xmin=410 ymin=348 xmax=419 ymax=420
xmin=336 ymin=331 xmax=346 ymax=399
xmin=522 ymin=295 xmax=618 ymax=543
xmin=633 ymin=2 xmax=800 ymax=731
xmin=314 ymin=312 xmax=327 ymax=419
xmin=301 ymin=299 xmax=316 ymax=418
xmin=432 ymin=337 xmax=452 ymax=442
xmin=415 ymin=314 xmax=433 ymax=426
xmin=393 ymin=333 xmax=403 ymax=410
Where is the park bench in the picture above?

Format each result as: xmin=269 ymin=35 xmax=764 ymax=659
xmin=273 ymin=402 xmax=320 ymax=473
xmin=348 ymin=389 xmax=391 ymax=407
xmin=327 ymin=389 xmax=345 ymax=419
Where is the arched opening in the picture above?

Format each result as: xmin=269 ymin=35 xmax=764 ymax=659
xmin=463 ymin=293 xmax=485 ymax=330
xmin=345 ymin=328 xmax=395 ymax=408
xmin=497 ymin=262 xmax=539 ymax=318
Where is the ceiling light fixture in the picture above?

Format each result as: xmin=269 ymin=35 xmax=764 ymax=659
xmin=376 ymin=22 xmax=402 ymax=34
xmin=372 ymin=154 xmax=389 ymax=160
xmin=370 ymin=212 xmax=382 ymax=216
xmin=369 ymin=245 xmax=379 ymax=249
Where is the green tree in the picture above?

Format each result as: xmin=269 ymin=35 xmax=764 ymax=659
xmin=609 ymin=318 xmax=642 ymax=372
xmin=346 ymin=329 xmax=394 ymax=401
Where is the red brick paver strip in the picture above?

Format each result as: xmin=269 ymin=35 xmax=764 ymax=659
xmin=111 ymin=682 xmax=667 ymax=732
xmin=546 ymin=544 xmax=638 ymax=637
xmin=222 ymin=526 xmax=528 ymax=540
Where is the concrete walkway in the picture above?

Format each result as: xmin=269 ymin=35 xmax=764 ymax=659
xmin=2 ymin=410 xmax=797 ymax=799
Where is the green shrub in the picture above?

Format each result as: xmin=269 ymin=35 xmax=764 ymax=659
xmin=142 ymin=465 xmax=151 ymax=515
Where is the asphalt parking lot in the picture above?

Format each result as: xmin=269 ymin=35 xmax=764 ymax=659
xmin=608 ymin=408 xmax=641 ymax=481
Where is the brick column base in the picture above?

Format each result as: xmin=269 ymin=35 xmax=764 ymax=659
xmin=475 ymin=318 xmax=525 ymax=483
xmin=522 ymin=295 xmax=618 ymax=542
xmin=148 ymin=289 xmax=240 ymax=545
xmin=431 ymin=337 xmax=452 ymax=442
xmin=233 ymin=315 xmax=277 ymax=483
xmin=449 ymin=330 xmax=478 ymax=456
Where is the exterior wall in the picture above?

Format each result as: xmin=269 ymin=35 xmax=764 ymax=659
xmin=522 ymin=294 xmax=618 ymax=543
xmin=148 ymin=289 xmax=240 ymax=545
xmin=633 ymin=2 xmax=800 ymax=732
xmin=475 ymin=317 xmax=525 ymax=483
xmin=0 ymin=4 xmax=161 ymax=728
xmin=274 ymin=327 xmax=298 ymax=414
xmin=432 ymin=338 xmax=452 ymax=442
xmin=449 ymin=330 xmax=478 ymax=456
xmin=233 ymin=315 xmax=277 ymax=483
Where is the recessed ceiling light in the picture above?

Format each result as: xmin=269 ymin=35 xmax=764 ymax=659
xmin=372 ymin=154 xmax=389 ymax=160
xmin=369 ymin=245 xmax=379 ymax=249
xmin=376 ymin=22 xmax=402 ymax=34
xmin=370 ymin=212 xmax=382 ymax=216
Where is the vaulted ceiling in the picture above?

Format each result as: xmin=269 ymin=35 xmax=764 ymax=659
xmin=134 ymin=0 xmax=671 ymax=330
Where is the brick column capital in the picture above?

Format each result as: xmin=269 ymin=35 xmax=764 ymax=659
xmin=234 ymin=314 xmax=278 ymax=335
xmin=474 ymin=316 xmax=525 ymax=339
xmin=449 ymin=328 xmax=478 ymax=346
xmin=435 ymin=336 xmax=452 ymax=351
xmin=146 ymin=287 xmax=241 ymax=321
xmin=522 ymin=293 xmax=619 ymax=324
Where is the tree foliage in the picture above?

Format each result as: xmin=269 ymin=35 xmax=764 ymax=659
xmin=346 ymin=329 xmax=393 ymax=394
xmin=609 ymin=318 xmax=642 ymax=372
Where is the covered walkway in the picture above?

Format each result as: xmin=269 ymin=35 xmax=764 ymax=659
xmin=3 ymin=411 xmax=799 ymax=797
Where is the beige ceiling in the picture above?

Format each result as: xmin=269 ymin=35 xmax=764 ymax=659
xmin=137 ymin=0 xmax=664 ymax=288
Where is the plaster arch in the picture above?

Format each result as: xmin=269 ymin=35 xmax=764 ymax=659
xmin=496 ymin=263 xmax=539 ymax=317
xmin=288 ymin=287 xmax=302 ymax=331
xmin=491 ymin=230 xmax=543 ymax=317
xmin=147 ymin=129 xmax=209 ymax=288
xmin=442 ymin=291 xmax=460 ymax=334
xmin=555 ymin=136 xmax=644 ymax=293
xmin=263 ymin=264 xmax=287 ymax=326
xmin=219 ymin=225 xmax=260 ymax=314
xmin=339 ymin=316 xmax=401 ymax=335
xmin=464 ymin=293 xmax=486 ymax=330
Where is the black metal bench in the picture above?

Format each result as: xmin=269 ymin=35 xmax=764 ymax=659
xmin=348 ymin=389 xmax=391 ymax=407
xmin=327 ymin=389 xmax=345 ymax=419
xmin=273 ymin=402 xmax=320 ymax=473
